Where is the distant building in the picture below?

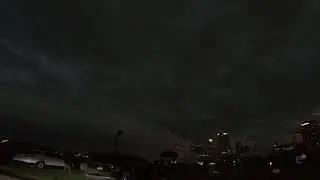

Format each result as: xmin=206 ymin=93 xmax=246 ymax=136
xmin=191 ymin=144 xmax=205 ymax=154
xmin=235 ymin=142 xmax=252 ymax=154
xmin=300 ymin=120 xmax=320 ymax=150
xmin=216 ymin=132 xmax=231 ymax=154
xmin=173 ymin=139 xmax=196 ymax=162
xmin=292 ymin=133 xmax=303 ymax=145
xmin=272 ymin=142 xmax=279 ymax=152
xmin=235 ymin=141 xmax=242 ymax=153
xmin=208 ymin=138 xmax=213 ymax=147
xmin=273 ymin=143 xmax=294 ymax=152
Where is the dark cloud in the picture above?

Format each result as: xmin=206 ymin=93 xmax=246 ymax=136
xmin=0 ymin=0 xmax=320 ymax=158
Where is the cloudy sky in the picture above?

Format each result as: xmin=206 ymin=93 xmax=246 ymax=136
xmin=0 ymin=0 xmax=320 ymax=159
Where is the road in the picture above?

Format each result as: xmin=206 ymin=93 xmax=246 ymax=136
xmin=0 ymin=175 xmax=19 ymax=180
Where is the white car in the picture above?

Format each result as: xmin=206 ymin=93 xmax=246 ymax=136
xmin=13 ymin=150 xmax=65 ymax=168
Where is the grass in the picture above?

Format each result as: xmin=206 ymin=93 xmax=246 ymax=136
xmin=0 ymin=164 xmax=86 ymax=180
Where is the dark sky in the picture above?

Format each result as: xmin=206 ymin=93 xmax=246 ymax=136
xmin=1 ymin=0 xmax=320 ymax=159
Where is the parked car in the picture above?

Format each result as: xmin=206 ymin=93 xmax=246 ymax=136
xmin=85 ymin=162 xmax=122 ymax=180
xmin=12 ymin=150 xmax=65 ymax=168
xmin=85 ymin=153 xmax=153 ymax=180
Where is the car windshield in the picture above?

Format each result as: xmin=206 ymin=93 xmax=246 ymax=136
xmin=20 ymin=150 xmax=42 ymax=155
xmin=32 ymin=150 xmax=44 ymax=154
xmin=45 ymin=151 xmax=58 ymax=157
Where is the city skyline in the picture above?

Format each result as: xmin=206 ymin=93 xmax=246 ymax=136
xmin=1 ymin=0 xmax=320 ymax=160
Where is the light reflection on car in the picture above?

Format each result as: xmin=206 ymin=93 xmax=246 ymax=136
xmin=12 ymin=150 xmax=65 ymax=168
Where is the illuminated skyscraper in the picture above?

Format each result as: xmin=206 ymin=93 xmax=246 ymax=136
xmin=300 ymin=120 xmax=320 ymax=149
xmin=216 ymin=132 xmax=231 ymax=154
xmin=208 ymin=138 xmax=213 ymax=147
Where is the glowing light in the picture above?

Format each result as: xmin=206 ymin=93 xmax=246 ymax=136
xmin=1 ymin=139 xmax=8 ymax=143
xmin=208 ymin=138 xmax=213 ymax=143
xmin=301 ymin=122 xmax=309 ymax=126
xmin=218 ymin=132 xmax=228 ymax=136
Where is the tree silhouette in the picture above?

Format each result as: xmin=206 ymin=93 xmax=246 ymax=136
xmin=113 ymin=130 xmax=123 ymax=152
